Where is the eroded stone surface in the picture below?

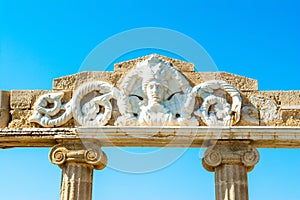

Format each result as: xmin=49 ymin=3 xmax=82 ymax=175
xmin=0 ymin=91 xmax=10 ymax=128
xmin=114 ymin=54 xmax=194 ymax=72
xmin=10 ymin=90 xmax=49 ymax=109
xmin=183 ymin=72 xmax=258 ymax=91
xmin=52 ymin=71 xmax=122 ymax=91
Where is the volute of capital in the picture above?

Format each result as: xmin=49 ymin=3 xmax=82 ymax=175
xmin=49 ymin=144 xmax=107 ymax=170
xmin=202 ymin=143 xmax=260 ymax=172
xmin=202 ymin=149 xmax=222 ymax=172
xmin=241 ymin=147 xmax=260 ymax=171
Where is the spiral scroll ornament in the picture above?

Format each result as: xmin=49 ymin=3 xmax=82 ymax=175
xmin=49 ymin=147 xmax=68 ymax=165
xmin=49 ymin=144 xmax=107 ymax=170
xmin=242 ymin=147 xmax=260 ymax=170
xmin=84 ymin=149 xmax=107 ymax=170
xmin=72 ymin=81 xmax=116 ymax=126
xmin=193 ymin=80 xmax=242 ymax=126
xmin=204 ymin=150 xmax=222 ymax=166
xmin=29 ymin=92 xmax=73 ymax=127
xmin=202 ymin=149 xmax=222 ymax=172
xmin=202 ymin=143 xmax=260 ymax=172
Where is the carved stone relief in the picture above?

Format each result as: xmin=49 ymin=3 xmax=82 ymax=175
xmin=29 ymin=81 xmax=116 ymax=127
xmin=29 ymin=55 xmax=243 ymax=127
xmin=250 ymin=96 xmax=281 ymax=124
xmin=29 ymin=92 xmax=72 ymax=127
xmin=239 ymin=95 xmax=283 ymax=126
xmin=114 ymin=55 xmax=198 ymax=126
xmin=193 ymin=80 xmax=242 ymax=126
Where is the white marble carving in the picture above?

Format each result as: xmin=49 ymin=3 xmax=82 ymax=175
xmin=29 ymin=81 xmax=115 ymax=127
xmin=29 ymin=92 xmax=72 ymax=127
xmin=193 ymin=80 xmax=242 ymax=126
xmin=30 ymin=55 xmax=243 ymax=127
xmin=72 ymin=81 xmax=115 ymax=126
xmin=114 ymin=55 xmax=198 ymax=126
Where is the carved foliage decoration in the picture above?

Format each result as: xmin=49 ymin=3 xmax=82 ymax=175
xmin=29 ymin=81 xmax=115 ymax=127
xmin=193 ymin=80 xmax=242 ymax=126
xmin=29 ymin=92 xmax=73 ymax=127
xmin=29 ymin=55 xmax=243 ymax=127
xmin=71 ymin=81 xmax=115 ymax=126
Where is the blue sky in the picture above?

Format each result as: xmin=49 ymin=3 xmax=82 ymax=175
xmin=0 ymin=0 xmax=300 ymax=199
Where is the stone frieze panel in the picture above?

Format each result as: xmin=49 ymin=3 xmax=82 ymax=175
xmin=2 ymin=54 xmax=300 ymax=128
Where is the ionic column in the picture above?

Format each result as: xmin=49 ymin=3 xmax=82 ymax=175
xmin=49 ymin=141 xmax=107 ymax=200
xmin=202 ymin=142 xmax=259 ymax=200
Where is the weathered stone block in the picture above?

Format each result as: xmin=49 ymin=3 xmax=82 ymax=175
xmin=52 ymin=71 xmax=123 ymax=90
xmin=0 ymin=91 xmax=10 ymax=128
xmin=10 ymin=90 xmax=50 ymax=109
xmin=9 ymin=109 xmax=38 ymax=128
xmin=183 ymin=72 xmax=258 ymax=91
xmin=280 ymin=110 xmax=300 ymax=126
xmin=280 ymin=91 xmax=300 ymax=106
xmin=114 ymin=54 xmax=194 ymax=72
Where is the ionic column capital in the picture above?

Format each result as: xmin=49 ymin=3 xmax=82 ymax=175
xmin=202 ymin=141 xmax=260 ymax=172
xmin=49 ymin=141 xmax=107 ymax=170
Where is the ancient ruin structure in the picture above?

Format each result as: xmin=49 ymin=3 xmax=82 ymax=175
xmin=1 ymin=54 xmax=300 ymax=200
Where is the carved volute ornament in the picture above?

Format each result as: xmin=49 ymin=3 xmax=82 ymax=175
xmin=193 ymin=80 xmax=242 ymax=126
xmin=29 ymin=55 xmax=243 ymax=127
xmin=202 ymin=142 xmax=260 ymax=172
xmin=49 ymin=142 xmax=107 ymax=200
xmin=49 ymin=142 xmax=107 ymax=170
xmin=202 ymin=142 xmax=260 ymax=200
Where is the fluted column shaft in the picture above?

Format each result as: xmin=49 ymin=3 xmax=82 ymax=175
xmin=203 ymin=142 xmax=259 ymax=200
xmin=61 ymin=163 xmax=93 ymax=200
xmin=215 ymin=164 xmax=248 ymax=200
xmin=49 ymin=141 xmax=107 ymax=200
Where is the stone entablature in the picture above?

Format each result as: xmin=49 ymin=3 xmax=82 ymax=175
xmin=1 ymin=54 xmax=300 ymax=128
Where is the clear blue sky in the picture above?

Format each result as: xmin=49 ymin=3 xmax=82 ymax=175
xmin=1 ymin=0 xmax=300 ymax=199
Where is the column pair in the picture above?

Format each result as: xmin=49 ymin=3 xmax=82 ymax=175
xmin=49 ymin=141 xmax=259 ymax=200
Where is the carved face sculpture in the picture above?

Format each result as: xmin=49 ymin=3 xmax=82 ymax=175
xmin=145 ymin=80 xmax=164 ymax=104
